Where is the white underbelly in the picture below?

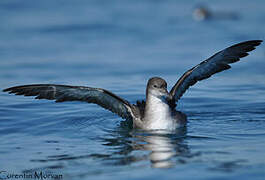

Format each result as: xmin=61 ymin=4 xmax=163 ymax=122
xmin=145 ymin=117 xmax=177 ymax=130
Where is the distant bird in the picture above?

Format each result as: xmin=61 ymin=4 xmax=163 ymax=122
xmin=3 ymin=40 xmax=262 ymax=131
xmin=193 ymin=5 xmax=239 ymax=21
xmin=193 ymin=5 xmax=212 ymax=21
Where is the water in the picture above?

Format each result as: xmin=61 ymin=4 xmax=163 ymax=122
xmin=0 ymin=0 xmax=265 ymax=179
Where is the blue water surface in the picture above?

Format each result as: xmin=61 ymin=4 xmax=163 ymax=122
xmin=0 ymin=0 xmax=265 ymax=180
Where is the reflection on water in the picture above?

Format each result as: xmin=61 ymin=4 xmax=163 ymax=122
xmin=132 ymin=128 xmax=188 ymax=168
xmin=26 ymin=126 xmax=190 ymax=173
xmin=104 ymin=128 xmax=188 ymax=168
xmin=91 ymin=126 xmax=190 ymax=169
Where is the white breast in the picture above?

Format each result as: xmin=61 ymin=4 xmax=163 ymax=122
xmin=143 ymin=95 xmax=178 ymax=131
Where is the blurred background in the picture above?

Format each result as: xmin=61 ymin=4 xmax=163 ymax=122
xmin=0 ymin=0 xmax=264 ymax=180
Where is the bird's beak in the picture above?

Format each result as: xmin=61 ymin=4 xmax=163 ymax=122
xmin=161 ymin=88 xmax=171 ymax=99
xmin=165 ymin=93 xmax=173 ymax=102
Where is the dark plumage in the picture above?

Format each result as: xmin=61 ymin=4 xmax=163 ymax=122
xmin=3 ymin=40 xmax=262 ymax=130
xmin=3 ymin=84 xmax=135 ymax=120
xmin=169 ymin=40 xmax=262 ymax=102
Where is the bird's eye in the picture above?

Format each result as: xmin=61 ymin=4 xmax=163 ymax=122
xmin=153 ymin=85 xmax=158 ymax=88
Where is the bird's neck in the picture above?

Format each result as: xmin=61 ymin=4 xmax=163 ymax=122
xmin=144 ymin=94 xmax=173 ymax=123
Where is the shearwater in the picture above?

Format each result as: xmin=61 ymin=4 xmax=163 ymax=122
xmin=3 ymin=40 xmax=262 ymax=131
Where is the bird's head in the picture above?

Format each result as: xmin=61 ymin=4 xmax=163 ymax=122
xmin=146 ymin=77 xmax=171 ymax=101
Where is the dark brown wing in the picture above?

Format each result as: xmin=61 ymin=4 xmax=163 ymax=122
xmin=3 ymin=84 xmax=138 ymax=120
xmin=169 ymin=40 xmax=262 ymax=102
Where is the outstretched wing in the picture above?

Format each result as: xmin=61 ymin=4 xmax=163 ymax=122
xmin=3 ymin=84 xmax=137 ymax=120
xmin=170 ymin=40 xmax=262 ymax=102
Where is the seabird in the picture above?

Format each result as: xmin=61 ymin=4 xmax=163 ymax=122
xmin=3 ymin=40 xmax=262 ymax=131
xmin=192 ymin=4 xmax=239 ymax=21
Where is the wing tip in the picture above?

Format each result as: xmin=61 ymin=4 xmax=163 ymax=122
xmin=3 ymin=85 xmax=28 ymax=94
xmin=3 ymin=85 xmax=28 ymax=93
xmin=251 ymin=40 xmax=263 ymax=47
xmin=3 ymin=88 xmax=9 ymax=92
xmin=3 ymin=87 xmax=16 ymax=93
xmin=246 ymin=40 xmax=262 ymax=48
xmin=245 ymin=40 xmax=262 ymax=44
xmin=231 ymin=40 xmax=262 ymax=49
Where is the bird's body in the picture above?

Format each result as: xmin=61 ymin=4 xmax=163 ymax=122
xmin=134 ymin=77 xmax=187 ymax=130
xmin=3 ymin=40 xmax=262 ymax=131
xmin=143 ymin=93 xmax=177 ymax=130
